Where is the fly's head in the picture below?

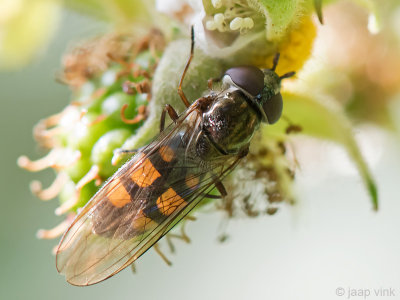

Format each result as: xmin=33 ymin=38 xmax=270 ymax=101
xmin=222 ymin=54 xmax=295 ymax=124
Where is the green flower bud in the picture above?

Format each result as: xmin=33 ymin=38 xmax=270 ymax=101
xmin=91 ymin=128 xmax=132 ymax=177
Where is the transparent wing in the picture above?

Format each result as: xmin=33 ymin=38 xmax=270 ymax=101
xmin=56 ymin=108 xmax=242 ymax=286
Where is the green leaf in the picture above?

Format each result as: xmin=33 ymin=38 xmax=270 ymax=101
xmin=314 ymin=0 xmax=324 ymax=24
xmin=266 ymin=92 xmax=379 ymax=210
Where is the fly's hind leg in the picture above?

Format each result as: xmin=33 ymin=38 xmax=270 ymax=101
xmin=160 ymin=104 xmax=179 ymax=132
xmin=207 ymin=78 xmax=221 ymax=90
xmin=177 ymin=26 xmax=195 ymax=108
xmin=130 ymin=262 xmax=137 ymax=274
xmin=215 ymin=180 xmax=228 ymax=197
xmin=154 ymin=243 xmax=172 ymax=266
xmin=203 ymin=180 xmax=227 ymax=199
xmin=166 ymin=215 xmax=196 ymax=253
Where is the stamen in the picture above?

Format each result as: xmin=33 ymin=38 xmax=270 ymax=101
xmin=70 ymin=88 xmax=106 ymax=107
xmin=18 ymin=149 xmax=81 ymax=172
xmin=122 ymin=80 xmax=151 ymax=95
xmin=111 ymin=151 xmax=124 ymax=166
xmin=36 ymin=214 xmax=75 ymax=239
xmin=88 ymin=114 xmax=107 ymax=126
xmin=51 ymin=244 xmax=59 ymax=255
xmin=30 ymin=172 xmax=68 ymax=201
xmin=214 ymin=13 xmax=225 ymax=25
xmin=120 ymin=104 xmax=147 ymax=124
xmin=206 ymin=0 xmax=258 ymax=33
xmin=148 ymin=30 xmax=164 ymax=63
xmin=206 ymin=20 xmax=217 ymax=31
xmin=211 ymin=0 xmax=223 ymax=9
xmin=79 ymin=108 xmax=88 ymax=120
xmin=136 ymin=80 xmax=151 ymax=94
xmin=213 ymin=13 xmax=226 ymax=32
xmin=243 ymin=17 xmax=254 ymax=29
xmin=55 ymin=165 xmax=100 ymax=215
xmin=52 ymin=150 xmax=81 ymax=169
xmin=116 ymin=68 xmax=131 ymax=79
xmin=76 ymin=165 xmax=100 ymax=190
xmin=230 ymin=17 xmax=244 ymax=31
xmin=106 ymin=52 xmax=130 ymax=69
xmin=17 ymin=150 xmax=59 ymax=172
xmin=37 ymin=126 xmax=64 ymax=142
xmin=33 ymin=125 xmax=59 ymax=149
xmin=34 ymin=111 xmax=64 ymax=133
xmin=55 ymin=194 xmax=79 ymax=216
xmin=132 ymin=68 xmax=151 ymax=79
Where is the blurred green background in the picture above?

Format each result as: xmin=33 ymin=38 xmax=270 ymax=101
xmin=1 ymin=7 xmax=400 ymax=300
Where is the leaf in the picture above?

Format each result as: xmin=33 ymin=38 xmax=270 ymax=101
xmin=266 ymin=92 xmax=379 ymax=210
xmin=314 ymin=0 xmax=324 ymax=24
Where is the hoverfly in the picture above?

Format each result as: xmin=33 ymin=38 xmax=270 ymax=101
xmin=56 ymin=27 xmax=295 ymax=286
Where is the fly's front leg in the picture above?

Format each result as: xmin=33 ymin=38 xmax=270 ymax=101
xmin=111 ymin=148 xmax=141 ymax=165
xmin=177 ymin=27 xmax=195 ymax=108
xmin=207 ymin=78 xmax=221 ymax=90
xmin=160 ymin=104 xmax=179 ymax=132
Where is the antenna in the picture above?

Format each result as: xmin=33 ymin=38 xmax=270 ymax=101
xmin=272 ymin=53 xmax=280 ymax=71
xmin=279 ymin=71 xmax=296 ymax=80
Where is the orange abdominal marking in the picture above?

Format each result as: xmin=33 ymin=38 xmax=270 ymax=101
xmin=131 ymin=210 xmax=154 ymax=231
xmin=185 ymin=174 xmax=199 ymax=189
xmin=159 ymin=145 xmax=175 ymax=162
xmin=130 ymin=158 xmax=161 ymax=187
xmin=156 ymin=188 xmax=186 ymax=216
xmin=107 ymin=178 xmax=131 ymax=208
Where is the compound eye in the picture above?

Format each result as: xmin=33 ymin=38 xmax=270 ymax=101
xmin=225 ymin=66 xmax=264 ymax=96
xmin=263 ymin=92 xmax=283 ymax=124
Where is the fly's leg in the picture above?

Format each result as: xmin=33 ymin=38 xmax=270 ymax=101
xmin=166 ymin=215 xmax=196 ymax=253
xmin=111 ymin=144 xmax=146 ymax=165
xmin=130 ymin=262 xmax=136 ymax=274
xmin=160 ymin=104 xmax=179 ymax=132
xmin=217 ymin=217 xmax=230 ymax=243
xmin=114 ymin=149 xmax=138 ymax=155
xmin=281 ymin=115 xmax=302 ymax=134
xmin=204 ymin=194 xmax=222 ymax=199
xmin=215 ymin=180 xmax=228 ymax=197
xmin=111 ymin=148 xmax=141 ymax=165
xmin=153 ymin=243 xmax=172 ymax=266
xmin=203 ymin=181 xmax=227 ymax=199
xmin=207 ymin=78 xmax=221 ymax=90
xmin=177 ymin=26 xmax=195 ymax=108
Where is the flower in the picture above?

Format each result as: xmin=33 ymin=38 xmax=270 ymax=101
xmin=19 ymin=0 xmax=400 ymax=250
xmin=18 ymin=31 xmax=164 ymax=244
